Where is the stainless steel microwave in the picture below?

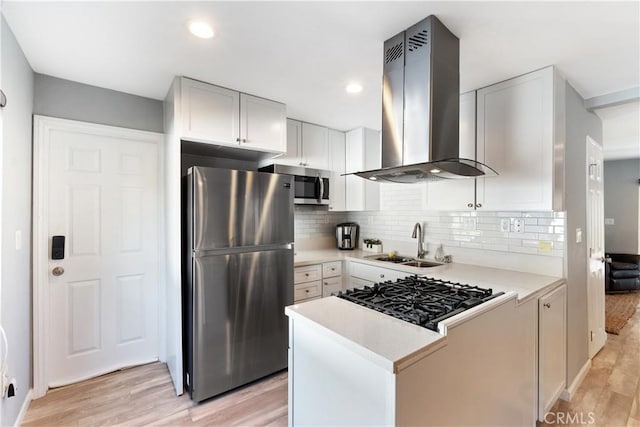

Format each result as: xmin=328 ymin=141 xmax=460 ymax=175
xmin=259 ymin=164 xmax=330 ymax=205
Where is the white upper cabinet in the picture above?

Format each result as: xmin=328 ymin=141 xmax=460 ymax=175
xmin=277 ymin=119 xmax=303 ymax=166
xmin=426 ymin=92 xmax=478 ymax=210
xmin=179 ymin=77 xmax=286 ymax=154
xmin=345 ymin=127 xmax=381 ymax=211
xmin=271 ymin=120 xmax=330 ymax=170
xmin=181 ymin=78 xmax=240 ymax=145
xmin=301 ymin=123 xmax=330 ymax=170
xmin=477 ymin=66 xmax=563 ymax=211
xmin=328 ymin=129 xmax=346 ymax=211
xmin=239 ymin=93 xmax=286 ymax=153
xmin=425 ymin=67 xmax=564 ymax=212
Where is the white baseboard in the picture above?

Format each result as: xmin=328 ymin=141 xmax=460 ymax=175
xmin=560 ymin=359 xmax=591 ymax=401
xmin=13 ymin=388 xmax=32 ymax=426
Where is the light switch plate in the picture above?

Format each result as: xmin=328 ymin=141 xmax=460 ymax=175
xmin=604 ymin=218 xmax=615 ymax=225
xmin=576 ymin=228 xmax=582 ymax=243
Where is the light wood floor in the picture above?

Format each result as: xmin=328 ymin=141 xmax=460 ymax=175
xmin=22 ymin=365 xmax=287 ymax=426
xmin=24 ymin=306 xmax=639 ymax=427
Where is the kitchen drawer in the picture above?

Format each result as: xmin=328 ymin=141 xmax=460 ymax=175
xmin=294 ymin=280 xmax=322 ymax=301
xmin=349 ymin=262 xmax=408 ymax=283
xmin=294 ymin=264 xmax=322 ymax=284
xmin=322 ymin=261 xmax=342 ymax=278
xmin=322 ymin=276 xmax=342 ymax=297
xmin=348 ymin=276 xmax=374 ymax=290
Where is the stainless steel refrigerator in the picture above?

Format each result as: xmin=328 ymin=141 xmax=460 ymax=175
xmin=185 ymin=166 xmax=294 ymax=402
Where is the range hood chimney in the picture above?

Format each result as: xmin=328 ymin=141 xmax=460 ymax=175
xmin=354 ymin=15 xmax=497 ymax=183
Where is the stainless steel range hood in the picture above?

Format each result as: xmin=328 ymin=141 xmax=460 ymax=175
xmin=353 ymin=15 xmax=497 ymax=184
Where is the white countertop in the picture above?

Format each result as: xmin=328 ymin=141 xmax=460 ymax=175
xmin=289 ymin=246 xmax=564 ymax=374
xmin=294 ymin=247 xmax=564 ymax=303
xmin=285 ymin=296 xmax=447 ymax=373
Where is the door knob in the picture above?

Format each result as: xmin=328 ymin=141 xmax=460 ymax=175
xmin=52 ymin=266 xmax=65 ymax=276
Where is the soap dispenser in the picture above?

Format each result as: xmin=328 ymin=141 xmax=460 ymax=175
xmin=434 ymin=244 xmax=445 ymax=263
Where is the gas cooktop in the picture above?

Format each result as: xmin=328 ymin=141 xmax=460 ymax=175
xmin=337 ymin=276 xmax=504 ymax=332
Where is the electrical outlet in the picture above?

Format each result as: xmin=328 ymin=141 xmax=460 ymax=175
xmin=511 ymin=218 xmax=523 ymax=233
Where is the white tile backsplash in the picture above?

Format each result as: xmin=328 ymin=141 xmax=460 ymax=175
xmin=293 ymin=205 xmax=566 ymax=276
xmin=294 ymin=206 xmax=348 ymax=240
xmin=348 ymin=210 xmax=566 ymax=259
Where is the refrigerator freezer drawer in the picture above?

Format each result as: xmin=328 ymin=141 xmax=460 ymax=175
xmin=189 ymin=247 xmax=293 ymax=402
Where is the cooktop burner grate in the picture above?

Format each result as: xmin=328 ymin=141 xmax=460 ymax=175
xmin=337 ymin=276 xmax=503 ymax=332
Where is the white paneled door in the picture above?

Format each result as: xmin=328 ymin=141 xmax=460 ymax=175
xmin=586 ymin=136 xmax=606 ymax=358
xmin=35 ymin=116 xmax=161 ymax=389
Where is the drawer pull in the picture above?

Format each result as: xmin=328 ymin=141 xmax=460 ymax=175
xmin=331 ymin=267 xmax=335 ymax=271
xmin=305 ymin=273 xmax=309 ymax=277
xmin=380 ymin=274 xmax=385 ymax=278
xmin=306 ymin=289 xmax=310 ymax=293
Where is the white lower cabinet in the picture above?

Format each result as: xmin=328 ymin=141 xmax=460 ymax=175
xmin=538 ymin=284 xmax=567 ymax=420
xmin=347 ymin=261 xmax=410 ymax=289
xmin=294 ymin=261 xmax=343 ymax=302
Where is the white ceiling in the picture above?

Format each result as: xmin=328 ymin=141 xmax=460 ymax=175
xmin=3 ymin=1 xmax=640 ymax=135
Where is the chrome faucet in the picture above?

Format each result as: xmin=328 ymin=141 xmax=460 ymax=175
xmin=411 ymin=222 xmax=427 ymax=259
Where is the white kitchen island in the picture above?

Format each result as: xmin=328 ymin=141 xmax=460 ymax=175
xmin=286 ymin=290 xmax=538 ymax=426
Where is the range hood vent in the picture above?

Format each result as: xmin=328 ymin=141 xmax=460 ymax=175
xmin=353 ymin=15 xmax=497 ymax=183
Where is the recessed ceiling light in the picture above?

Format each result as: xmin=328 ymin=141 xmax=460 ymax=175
xmin=430 ymin=168 xmax=441 ymax=174
xmin=346 ymin=83 xmax=363 ymax=94
xmin=369 ymin=176 xmax=377 ymax=181
xmin=188 ymin=21 xmax=214 ymax=39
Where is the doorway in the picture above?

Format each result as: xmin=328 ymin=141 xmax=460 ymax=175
xmin=32 ymin=116 xmax=164 ymax=397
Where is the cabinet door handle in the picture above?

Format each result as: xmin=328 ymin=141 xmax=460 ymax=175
xmin=305 ymin=273 xmax=309 ymax=277
xmin=242 ymin=138 xmax=247 ymax=143
xmin=467 ymin=203 xmax=474 ymax=208
xmin=543 ymin=303 xmax=551 ymax=309
xmin=380 ymin=274 xmax=385 ymax=278
xmin=476 ymin=203 xmax=483 ymax=208
xmin=324 ymin=282 xmax=328 ymax=286
xmin=331 ymin=268 xmax=335 ymax=271
xmin=305 ymin=289 xmax=309 ymax=293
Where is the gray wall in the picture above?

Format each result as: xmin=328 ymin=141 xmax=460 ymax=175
xmin=34 ymin=74 xmax=163 ymax=133
xmin=564 ymin=82 xmax=603 ymax=386
xmin=604 ymin=158 xmax=640 ymax=254
xmin=1 ymin=15 xmax=34 ymax=427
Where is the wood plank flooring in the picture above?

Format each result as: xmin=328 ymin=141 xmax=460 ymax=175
xmin=22 ymin=365 xmax=287 ymax=426
xmin=23 ymin=304 xmax=639 ymax=426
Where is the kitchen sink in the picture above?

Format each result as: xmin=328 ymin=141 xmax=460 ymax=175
xmin=371 ymin=256 xmax=414 ymax=264
xmin=401 ymin=260 xmax=442 ymax=268
xmin=365 ymin=254 xmax=443 ymax=268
